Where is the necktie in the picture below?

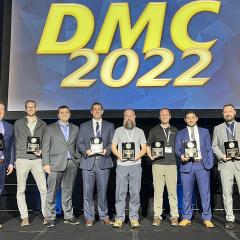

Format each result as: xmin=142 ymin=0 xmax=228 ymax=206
xmin=227 ymin=122 xmax=234 ymax=140
xmin=96 ymin=122 xmax=100 ymax=136
xmin=191 ymin=127 xmax=195 ymax=141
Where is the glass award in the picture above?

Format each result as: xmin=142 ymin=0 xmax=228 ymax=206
xmin=27 ymin=136 xmax=40 ymax=153
xmin=122 ymin=142 xmax=135 ymax=160
xmin=90 ymin=137 xmax=103 ymax=154
xmin=184 ymin=141 xmax=198 ymax=158
xmin=151 ymin=141 xmax=164 ymax=159
xmin=224 ymin=141 xmax=239 ymax=159
xmin=0 ymin=133 xmax=4 ymax=151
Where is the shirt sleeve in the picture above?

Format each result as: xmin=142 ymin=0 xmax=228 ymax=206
xmin=139 ymin=129 xmax=147 ymax=145
xmin=112 ymin=129 xmax=119 ymax=145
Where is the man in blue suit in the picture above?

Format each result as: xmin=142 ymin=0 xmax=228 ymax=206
xmin=0 ymin=101 xmax=14 ymax=229
xmin=77 ymin=102 xmax=114 ymax=227
xmin=175 ymin=111 xmax=214 ymax=228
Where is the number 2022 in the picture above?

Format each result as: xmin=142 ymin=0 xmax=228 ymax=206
xmin=60 ymin=48 xmax=212 ymax=88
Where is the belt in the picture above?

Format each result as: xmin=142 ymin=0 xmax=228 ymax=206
xmin=67 ymin=158 xmax=72 ymax=160
xmin=192 ymin=158 xmax=202 ymax=163
xmin=0 ymin=159 xmax=5 ymax=163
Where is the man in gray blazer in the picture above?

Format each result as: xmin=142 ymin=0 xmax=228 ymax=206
xmin=212 ymin=104 xmax=240 ymax=229
xmin=77 ymin=102 xmax=114 ymax=227
xmin=42 ymin=106 xmax=80 ymax=228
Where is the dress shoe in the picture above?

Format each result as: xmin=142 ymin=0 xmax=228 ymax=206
xmin=21 ymin=218 xmax=30 ymax=227
xmin=85 ymin=219 xmax=93 ymax=227
xmin=101 ymin=218 xmax=114 ymax=225
xmin=179 ymin=219 xmax=191 ymax=227
xmin=203 ymin=220 xmax=214 ymax=228
xmin=43 ymin=217 xmax=48 ymax=225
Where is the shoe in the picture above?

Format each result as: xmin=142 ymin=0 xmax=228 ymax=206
xmin=85 ymin=219 xmax=93 ymax=227
xmin=0 ymin=224 xmax=3 ymax=229
xmin=43 ymin=217 xmax=48 ymax=225
xmin=64 ymin=218 xmax=80 ymax=225
xmin=113 ymin=219 xmax=124 ymax=228
xmin=101 ymin=218 xmax=114 ymax=225
xmin=130 ymin=220 xmax=140 ymax=228
xmin=46 ymin=220 xmax=56 ymax=228
xmin=225 ymin=221 xmax=234 ymax=229
xmin=152 ymin=217 xmax=161 ymax=226
xmin=179 ymin=219 xmax=191 ymax=227
xmin=203 ymin=220 xmax=214 ymax=228
xmin=21 ymin=218 xmax=30 ymax=227
xmin=170 ymin=218 xmax=179 ymax=227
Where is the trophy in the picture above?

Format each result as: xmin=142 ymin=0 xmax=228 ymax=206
xmin=0 ymin=133 xmax=4 ymax=151
xmin=27 ymin=137 xmax=40 ymax=153
xmin=151 ymin=141 xmax=164 ymax=159
xmin=224 ymin=141 xmax=239 ymax=159
xmin=122 ymin=142 xmax=135 ymax=160
xmin=90 ymin=137 xmax=103 ymax=154
xmin=183 ymin=141 xmax=198 ymax=158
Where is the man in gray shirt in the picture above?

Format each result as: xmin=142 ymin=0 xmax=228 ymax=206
xmin=111 ymin=109 xmax=146 ymax=228
xmin=147 ymin=108 xmax=179 ymax=227
xmin=14 ymin=100 xmax=47 ymax=226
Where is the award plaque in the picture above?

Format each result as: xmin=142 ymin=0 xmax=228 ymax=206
xmin=27 ymin=136 xmax=40 ymax=153
xmin=0 ymin=133 xmax=4 ymax=151
xmin=151 ymin=141 xmax=164 ymax=159
xmin=183 ymin=141 xmax=198 ymax=158
xmin=90 ymin=137 xmax=103 ymax=154
xmin=122 ymin=142 xmax=135 ymax=160
xmin=224 ymin=141 xmax=239 ymax=159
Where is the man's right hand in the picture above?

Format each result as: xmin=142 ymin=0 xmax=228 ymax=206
xmin=181 ymin=155 xmax=189 ymax=162
xmin=44 ymin=165 xmax=51 ymax=174
xmin=86 ymin=149 xmax=94 ymax=156
xmin=222 ymin=154 xmax=231 ymax=162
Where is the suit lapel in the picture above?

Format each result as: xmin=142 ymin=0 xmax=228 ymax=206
xmin=89 ymin=120 xmax=95 ymax=138
xmin=183 ymin=128 xmax=190 ymax=142
xmin=54 ymin=122 xmax=67 ymax=143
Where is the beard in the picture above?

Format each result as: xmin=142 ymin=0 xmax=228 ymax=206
xmin=224 ymin=115 xmax=235 ymax=122
xmin=123 ymin=119 xmax=136 ymax=129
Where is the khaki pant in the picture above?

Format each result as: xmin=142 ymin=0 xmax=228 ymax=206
xmin=16 ymin=158 xmax=47 ymax=219
xmin=152 ymin=164 xmax=179 ymax=219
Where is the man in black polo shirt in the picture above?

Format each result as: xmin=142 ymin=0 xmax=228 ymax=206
xmin=147 ymin=108 xmax=179 ymax=227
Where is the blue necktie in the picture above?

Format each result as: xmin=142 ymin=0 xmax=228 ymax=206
xmin=96 ymin=122 xmax=100 ymax=137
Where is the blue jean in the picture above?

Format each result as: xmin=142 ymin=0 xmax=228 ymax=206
xmin=115 ymin=164 xmax=142 ymax=221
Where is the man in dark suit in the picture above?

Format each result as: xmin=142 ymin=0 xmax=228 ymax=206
xmin=77 ymin=102 xmax=114 ymax=227
xmin=175 ymin=111 xmax=214 ymax=228
xmin=42 ymin=105 xmax=80 ymax=228
xmin=0 ymin=101 xmax=14 ymax=229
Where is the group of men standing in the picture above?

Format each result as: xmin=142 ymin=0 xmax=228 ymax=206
xmin=0 ymin=100 xmax=240 ymax=230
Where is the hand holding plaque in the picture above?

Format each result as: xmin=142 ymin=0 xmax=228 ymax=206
xmin=151 ymin=141 xmax=164 ymax=160
xmin=90 ymin=137 xmax=103 ymax=154
xmin=122 ymin=142 xmax=135 ymax=161
xmin=27 ymin=137 xmax=40 ymax=154
xmin=224 ymin=141 xmax=239 ymax=159
xmin=183 ymin=141 xmax=198 ymax=159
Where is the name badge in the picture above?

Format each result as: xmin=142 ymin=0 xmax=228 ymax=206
xmin=165 ymin=146 xmax=172 ymax=153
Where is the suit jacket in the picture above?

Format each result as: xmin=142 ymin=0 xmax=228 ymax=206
xmin=42 ymin=121 xmax=80 ymax=171
xmin=2 ymin=121 xmax=15 ymax=167
xmin=175 ymin=127 xmax=214 ymax=173
xmin=77 ymin=120 xmax=114 ymax=170
xmin=212 ymin=121 xmax=240 ymax=171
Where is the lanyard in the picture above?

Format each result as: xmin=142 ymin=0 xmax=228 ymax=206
xmin=162 ymin=127 xmax=170 ymax=145
xmin=126 ymin=129 xmax=134 ymax=142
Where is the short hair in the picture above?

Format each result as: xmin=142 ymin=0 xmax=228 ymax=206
xmin=223 ymin=104 xmax=236 ymax=110
xmin=160 ymin=108 xmax=171 ymax=115
xmin=91 ymin=102 xmax=103 ymax=110
xmin=123 ymin=109 xmax=136 ymax=116
xmin=184 ymin=111 xmax=198 ymax=118
xmin=58 ymin=105 xmax=70 ymax=113
xmin=25 ymin=100 xmax=37 ymax=109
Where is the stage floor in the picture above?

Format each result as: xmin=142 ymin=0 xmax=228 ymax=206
xmin=1 ymin=211 xmax=240 ymax=240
